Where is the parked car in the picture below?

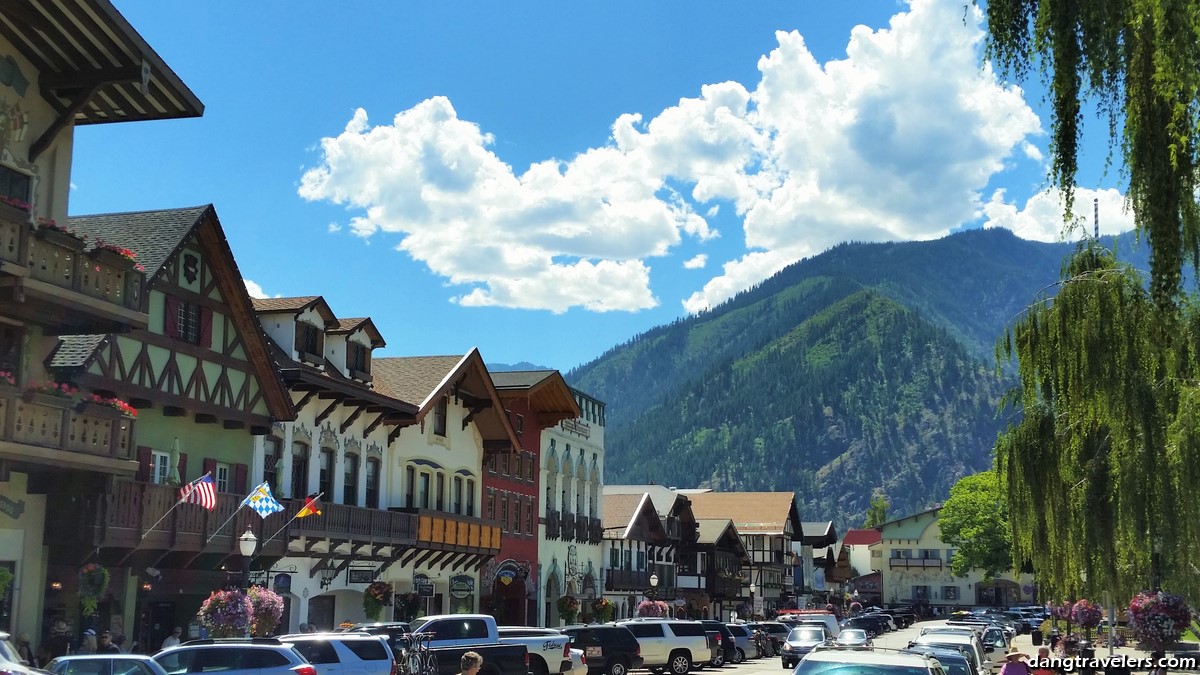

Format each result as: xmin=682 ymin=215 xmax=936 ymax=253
xmin=797 ymin=644 xmax=946 ymax=675
xmin=46 ymin=655 xmax=169 ymax=675
xmin=698 ymin=621 xmax=738 ymax=666
xmin=834 ymin=630 xmax=872 ymax=649
xmin=495 ymin=627 xmax=573 ymax=675
xmin=277 ymin=633 xmax=393 ymax=675
xmin=406 ymin=615 xmax=530 ymax=675
xmin=0 ymin=632 xmax=42 ymax=675
xmin=154 ymin=638 xmax=316 ymax=675
xmin=782 ymin=613 xmax=840 ymax=637
xmin=616 ymin=619 xmax=713 ymax=675
xmin=839 ymin=617 xmax=881 ymax=638
xmin=560 ymin=624 xmax=643 ymax=675
xmin=722 ymin=625 xmax=754 ymax=663
xmin=904 ymin=646 xmax=979 ymax=675
xmin=911 ymin=631 xmax=994 ymax=675
xmin=780 ymin=626 xmax=827 ymax=669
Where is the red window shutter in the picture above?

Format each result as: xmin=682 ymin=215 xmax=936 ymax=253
xmin=234 ymin=463 xmax=248 ymax=495
xmin=163 ymin=296 xmax=180 ymax=338
xmin=199 ymin=308 xmax=213 ymax=348
xmin=137 ymin=446 xmax=153 ymax=482
xmin=177 ymin=452 xmax=188 ymax=483
xmin=202 ymin=458 xmax=217 ymax=480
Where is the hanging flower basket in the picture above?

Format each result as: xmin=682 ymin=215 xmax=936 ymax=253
xmin=1071 ymin=599 xmax=1103 ymax=639
xmin=1129 ymin=591 xmax=1193 ymax=652
xmin=394 ymin=592 xmax=420 ymax=622
xmin=78 ymin=563 xmax=109 ymax=615
xmin=197 ymin=589 xmax=251 ymax=638
xmin=636 ymin=600 xmax=669 ymax=617
xmin=248 ymin=586 xmax=284 ymax=636
xmin=557 ymin=595 xmax=580 ymax=623
xmin=591 ymin=597 xmax=614 ymax=623
xmin=363 ymin=581 xmax=393 ymax=621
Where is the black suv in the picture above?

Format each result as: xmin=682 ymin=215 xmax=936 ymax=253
xmin=561 ymin=625 xmax=644 ymax=675
xmin=699 ymin=621 xmax=738 ymax=666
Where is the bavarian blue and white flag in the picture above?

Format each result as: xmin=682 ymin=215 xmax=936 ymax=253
xmin=241 ymin=481 xmax=285 ymax=518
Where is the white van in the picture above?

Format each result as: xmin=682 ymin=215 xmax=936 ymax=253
xmin=781 ymin=613 xmax=839 ymax=637
xmin=913 ymin=631 xmax=995 ymax=675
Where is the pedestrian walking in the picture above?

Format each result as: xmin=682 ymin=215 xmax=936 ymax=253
xmin=45 ymin=620 xmax=71 ymax=659
xmin=15 ymin=632 xmax=36 ymax=667
xmin=161 ymin=627 xmax=183 ymax=650
xmin=80 ymin=629 xmax=97 ymax=655
xmin=1000 ymin=647 xmax=1031 ymax=675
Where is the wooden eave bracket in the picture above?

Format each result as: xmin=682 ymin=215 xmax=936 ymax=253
xmin=294 ymin=390 xmax=318 ymax=413
xmin=340 ymin=406 xmax=366 ymax=434
xmin=314 ymin=400 xmax=338 ymax=425
xmin=30 ymin=83 xmax=99 ymax=162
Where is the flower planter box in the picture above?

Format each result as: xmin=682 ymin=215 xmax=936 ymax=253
xmin=0 ymin=202 xmax=31 ymax=226
xmin=22 ymin=391 xmax=74 ymax=408
xmin=90 ymin=247 xmax=136 ymax=269
xmin=36 ymin=225 xmax=86 ymax=251
xmin=76 ymin=400 xmax=127 ymax=419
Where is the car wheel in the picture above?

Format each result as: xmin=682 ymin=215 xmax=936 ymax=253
xmin=532 ymin=658 xmax=550 ymax=675
xmin=607 ymin=658 xmax=628 ymax=675
xmin=732 ymin=649 xmax=745 ymax=665
xmin=711 ymin=653 xmax=724 ymax=668
xmin=669 ymin=651 xmax=692 ymax=675
xmin=782 ymin=660 xmax=792 ymax=670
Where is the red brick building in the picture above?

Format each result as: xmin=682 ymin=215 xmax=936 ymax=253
xmin=482 ymin=371 xmax=579 ymax=625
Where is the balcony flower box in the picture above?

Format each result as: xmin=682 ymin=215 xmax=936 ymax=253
xmin=22 ymin=390 xmax=74 ymax=409
xmin=76 ymin=394 xmax=138 ymax=419
xmin=0 ymin=200 xmax=30 ymax=225
xmin=89 ymin=246 xmax=137 ymax=270
xmin=36 ymin=223 xmax=86 ymax=251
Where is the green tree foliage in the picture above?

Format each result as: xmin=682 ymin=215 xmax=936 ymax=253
xmin=996 ymin=243 xmax=1200 ymax=601
xmin=863 ymin=490 xmax=890 ymax=528
xmin=983 ymin=0 xmax=1200 ymax=307
xmin=938 ymin=470 xmax=1011 ymax=579
xmin=984 ymin=0 xmax=1200 ymax=602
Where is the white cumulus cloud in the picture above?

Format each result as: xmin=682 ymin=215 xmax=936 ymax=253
xmin=244 ymin=279 xmax=273 ymax=299
xmin=683 ymin=254 xmax=708 ymax=270
xmin=982 ymin=187 xmax=1133 ymax=242
xmin=300 ymin=0 xmax=1046 ymax=314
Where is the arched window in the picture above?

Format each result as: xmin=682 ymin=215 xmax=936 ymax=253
xmin=319 ymin=447 xmax=334 ymax=498
xmin=365 ymin=458 xmax=381 ymax=509
xmin=343 ymin=453 xmax=359 ymax=505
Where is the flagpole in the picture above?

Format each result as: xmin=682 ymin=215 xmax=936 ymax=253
xmin=205 ymin=502 xmax=247 ymax=545
xmin=250 ymin=492 xmax=323 ymax=567
xmin=141 ymin=472 xmax=211 ymax=539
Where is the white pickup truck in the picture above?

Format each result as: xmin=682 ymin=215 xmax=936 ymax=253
xmin=412 ymin=614 xmax=572 ymax=675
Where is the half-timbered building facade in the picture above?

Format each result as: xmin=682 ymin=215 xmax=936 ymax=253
xmin=0 ymin=0 xmax=204 ymax=642
xmin=599 ymin=492 xmax=666 ymax=622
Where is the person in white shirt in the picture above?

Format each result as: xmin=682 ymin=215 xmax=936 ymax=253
xmin=161 ymin=627 xmax=183 ymax=650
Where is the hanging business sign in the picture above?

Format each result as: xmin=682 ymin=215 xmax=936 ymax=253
xmin=273 ymin=573 xmax=292 ymax=593
xmin=497 ymin=568 xmax=517 ymax=586
xmin=450 ymin=575 xmax=475 ymax=599
xmin=415 ymin=573 xmax=435 ymax=597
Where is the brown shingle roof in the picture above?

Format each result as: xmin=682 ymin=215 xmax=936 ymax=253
xmin=696 ymin=518 xmax=735 ymax=544
xmin=69 ymin=205 xmax=209 ymax=275
xmin=251 ymin=296 xmax=320 ymax=312
xmin=490 ymin=370 xmax=557 ymax=389
xmin=684 ymin=492 xmax=799 ymax=534
xmin=329 ymin=318 xmax=368 ymax=333
xmin=602 ymin=493 xmax=647 ymax=533
xmin=371 ymin=355 xmax=465 ymax=407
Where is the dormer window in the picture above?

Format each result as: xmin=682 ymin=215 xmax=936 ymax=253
xmin=163 ymin=296 xmax=211 ymax=347
xmin=347 ymin=342 xmax=371 ymax=381
xmin=296 ymin=322 xmax=324 ymax=365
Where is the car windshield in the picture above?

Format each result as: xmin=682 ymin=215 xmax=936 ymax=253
xmin=791 ymin=629 xmax=826 ymax=641
xmin=839 ymin=630 xmax=868 ymax=641
xmin=797 ymin=661 xmax=932 ymax=675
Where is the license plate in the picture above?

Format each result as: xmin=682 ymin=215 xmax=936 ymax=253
xmin=586 ymin=647 xmax=603 ymax=658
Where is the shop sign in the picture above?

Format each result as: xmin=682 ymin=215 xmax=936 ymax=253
xmin=497 ymin=569 xmax=517 ymax=586
xmin=415 ymin=574 xmax=435 ymax=597
xmin=450 ymin=575 xmax=475 ymax=599
xmin=0 ymin=495 xmax=24 ymax=520
xmin=273 ymin=573 xmax=292 ymax=593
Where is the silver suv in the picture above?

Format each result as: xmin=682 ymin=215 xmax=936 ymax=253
xmin=800 ymin=645 xmax=948 ymax=675
xmin=280 ymin=634 xmax=395 ymax=675
xmin=154 ymin=639 xmax=315 ymax=675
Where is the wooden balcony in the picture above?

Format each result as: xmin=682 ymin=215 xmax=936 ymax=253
xmin=588 ymin=517 xmax=603 ymax=544
xmin=889 ymin=558 xmax=942 ymax=569
xmin=575 ymin=517 xmax=588 ymax=542
xmin=0 ymin=388 xmax=136 ymax=474
xmin=546 ymin=509 xmax=561 ymax=539
xmin=412 ymin=509 xmax=501 ymax=555
xmin=605 ymin=568 xmax=651 ymax=591
xmin=294 ymin=502 xmax=418 ymax=547
xmin=713 ymin=576 xmax=743 ymax=599
xmin=562 ymin=512 xmax=577 ymax=541
xmin=0 ymin=212 xmax=147 ymax=334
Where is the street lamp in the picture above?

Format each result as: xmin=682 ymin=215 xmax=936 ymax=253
xmin=238 ymin=527 xmax=257 ymax=590
xmin=647 ymin=573 xmax=659 ymax=600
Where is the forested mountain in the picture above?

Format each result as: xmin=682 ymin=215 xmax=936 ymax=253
xmin=566 ymin=228 xmax=1146 ymax=528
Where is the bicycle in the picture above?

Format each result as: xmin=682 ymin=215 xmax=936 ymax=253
xmin=397 ymin=632 xmax=438 ymax=675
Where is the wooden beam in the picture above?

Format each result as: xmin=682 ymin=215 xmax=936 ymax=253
xmin=388 ymin=426 xmax=403 ymax=445
xmin=439 ymin=552 xmax=465 ymax=571
xmin=413 ymin=548 xmax=439 ymax=569
xmin=314 ymin=400 xmax=338 ymax=425
xmin=294 ymin=390 xmax=318 ymax=413
xmin=223 ymin=420 xmax=246 ymax=430
xmin=309 ymin=552 xmax=336 ymax=578
xmin=194 ymin=413 xmax=217 ymax=424
xmin=163 ymin=406 xmax=186 ymax=417
xmin=250 ymin=425 xmax=270 ymax=436
xmin=376 ymin=549 xmax=406 ymax=577
xmin=483 ymin=440 xmax=510 ymax=453
xmin=30 ymin=84 xmax=98 ymax=162
xmin=400 ymin=548 xmax=421 ymax=568
xmin=130 ymin=398 xmax=154 ymax=409
xmin=462 ymin=405 xmax=487 ymax=430
xmin=340 ymin=406 xmax=366 ymax=434
xmin=40 ymin=66 xmax=142 ymax=91
xmin=364 ymin=413 xmax=388 ymax=437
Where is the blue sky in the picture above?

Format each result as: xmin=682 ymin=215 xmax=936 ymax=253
xmin=69 ymin=1 xmax=1132 ymax=371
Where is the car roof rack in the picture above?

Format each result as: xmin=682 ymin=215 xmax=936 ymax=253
xmin=182 ymin=638 xmax=283 ymax=646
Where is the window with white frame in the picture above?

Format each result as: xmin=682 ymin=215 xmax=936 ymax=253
xmin=151 ymin=451 xmax=171 ymax=485
xmin=215 ymin=462 xmax=231 ymax=493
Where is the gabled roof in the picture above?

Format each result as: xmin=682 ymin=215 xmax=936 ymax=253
xmin=490 ymin=369 xmax=580 ymax=429
xmin=50 ymin=205 xmax=294 ymax=422
xmin=684 ymin=491 xmax=802 ymax=535
xmin=373 ymin=349 xmax=520 ymax=453
xmin=251 ymin=296 xmax=338 ymax=329
xmin=801 ymin=521 xmax=839 ymax=547
xmin=0 ymin=0 xmax=203 ymax=126
xmin=329 ymin=317 xmax=385 ymax=348
xmin=842 ymin=528 xmax=883 ymax=546
xmin=602 ymin=492 xmax=667 ymax=543
xmin=604 ymin=484 xmax=695 ymax=521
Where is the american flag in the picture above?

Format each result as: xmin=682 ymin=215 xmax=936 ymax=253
xmin=179 ymin=474 xmax=217 ymax=510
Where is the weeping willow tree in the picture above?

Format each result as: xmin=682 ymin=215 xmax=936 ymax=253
xmin=984 ymin=0 xmax=1200 ymax=603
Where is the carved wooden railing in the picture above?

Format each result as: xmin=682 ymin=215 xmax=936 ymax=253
xmin=5 ymin=389 xmax=135 ymax=460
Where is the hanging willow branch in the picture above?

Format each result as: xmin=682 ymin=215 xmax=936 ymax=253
xmin=996 ymin=242 xmax=1200 ymax=602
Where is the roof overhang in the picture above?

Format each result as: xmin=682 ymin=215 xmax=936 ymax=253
xmin=0 ymin=0 xmax=203 ymax=126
